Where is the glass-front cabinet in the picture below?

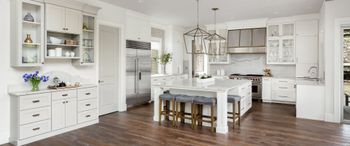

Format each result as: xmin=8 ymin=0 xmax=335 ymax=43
xmin=11 ymin=0 xmax=45 ymax=67
xmin=267 ymin=23 xmax=295 ymax=64
xmin=80 ymin=15 xmax=96 ymax=65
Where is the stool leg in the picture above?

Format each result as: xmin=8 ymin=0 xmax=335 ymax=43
xmin=159 ymin=98 xmax=162 ymax=125
xmin=232 ymin=102 xmax=235 ymax=129
xmin=211 ymin=105 xmax=215 ymax=132
xmin=198 ymin=105 xmax=203 ymax=126
xmin=165 ymin=100 xmax=169 ymax=121
xmin=175 ymin=102 xmax=179 ymax=126
xmin=237 ymin=101 xmax=241 ymax=126
xmin=172 ymin=99 xmax=176 ymax=127
xmin=191 ymin=103 xmax=194 ymax=129
xmin=180 ymin=103 xmax=185 ymax=123
xmin=194 ymin=104 xmax=198 ymax=130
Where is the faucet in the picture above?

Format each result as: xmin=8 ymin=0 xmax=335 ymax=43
xmin=308 ymin=66 xmax=318 ymax=78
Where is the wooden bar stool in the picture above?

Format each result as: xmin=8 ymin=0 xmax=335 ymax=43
xmin=227 ymin=95 xmax=241 ymax=128
xmin=159 ymin=93 xmax=178 ymax=126
xmin=174 ymin=95 xmax=195 ymax=128
xmin=193 ymin=96 xmax=217 ymax=132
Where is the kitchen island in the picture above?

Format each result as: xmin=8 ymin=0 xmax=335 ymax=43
xmin=152 ymin=78 xmax=252 ymax=133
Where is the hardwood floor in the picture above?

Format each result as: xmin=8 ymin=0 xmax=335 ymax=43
xmin=3 ymin=102 xmax=350 ymax=146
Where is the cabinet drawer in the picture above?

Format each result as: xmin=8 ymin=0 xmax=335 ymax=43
xmin=78 ymin=99 xmax=97 ymax=112
xmin=78 ymin=88 xmax=97 ymax=100
xmin=272 ymin=84 xmax=295 ymax=91
xmin=20 ymin=107 xmax=51 ymax=125
xmin=272 ymin=91 xmax=296 ymax=102
xmin=52 ymin=90 xmax=77 ymax=101
xmin=19 ymin=120 xmax=51 ymax=139
xmin=152 ymin=78 xmax=160 ymax=83
xmin=78 ymin=109 xmax=98 ymax=124
xmin=20 ymin=93 xmax=51 ymax=110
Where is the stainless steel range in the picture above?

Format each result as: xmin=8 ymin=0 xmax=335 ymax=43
xmin=229 ymin=74 xmax=263 ymax=100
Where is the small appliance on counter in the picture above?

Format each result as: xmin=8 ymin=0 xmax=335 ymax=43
xmin=47 ymin=77 xmax=81 ymax=89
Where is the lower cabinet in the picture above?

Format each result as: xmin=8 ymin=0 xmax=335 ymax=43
xmin=10 ymin=86 xmax=98 ymax=146
xmin=52 ymin=98 xmax=77 ymax=130
xmin=262 ymin=77 xmax=296 ymax=104
xmin=228 ymin=82 xmax=252 ymax=116
xmin=151 ymin=74 xmax=189 ymax=100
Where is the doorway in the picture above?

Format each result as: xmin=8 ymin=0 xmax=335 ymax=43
xmin=99 ymin=25 xmax=120 ymax=115
xmin=343 ymin=27 xmax=350 ymax=122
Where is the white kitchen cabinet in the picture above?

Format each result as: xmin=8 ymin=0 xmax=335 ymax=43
xmin=45 ymin=4 xmax=66 ymax=33
xmin=295 ymin=20 xmax=319 ymax=78
xmin=262 ymin=77 xmax=272 ymax=102
xmin=9 ymin=85 xmax=98 ymax=146
xmin=262 ymin=78 xmax=296 ymax=104
xmin=126 ymin=12 xmax=151 ymax=42
xmin=296 ymin=84 xmax=325 ymax=121
xmin=45 ymin=4 xmax=82 ymax=34
xmin=11 ymin=0 xmax=45 ymax=67
xmin=267 ymin=23 xmax=296 ymax=65
xmin=151 ymin=74 xmax=189 ymax=100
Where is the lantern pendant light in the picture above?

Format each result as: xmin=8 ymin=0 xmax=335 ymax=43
xmin=183 ymin=0 xmax=211 ymax=54
xmin=205 ymin=8 xmax=227 ymax=56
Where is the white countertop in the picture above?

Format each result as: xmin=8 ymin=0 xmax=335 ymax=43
xmin=152 ymin=79 xmax=251 ymax=92
xmin=151 ymin=74 xmax=186 ymax=78
xmin=9 ymin=84 xmax=97 ymax=96
xmin=295 ymin=78 xmax=325 ymax=86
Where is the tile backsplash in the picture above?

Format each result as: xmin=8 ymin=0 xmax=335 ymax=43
xmin=209 ymin=54 xmax=296 ymax=78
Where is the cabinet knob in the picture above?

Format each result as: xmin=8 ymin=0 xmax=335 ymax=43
xmin=32 ymin=127 xmax=40 ymax=131
xmin=62 ymin=94 xmax=68 ymax=97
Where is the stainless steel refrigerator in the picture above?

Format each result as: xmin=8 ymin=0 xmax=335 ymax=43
xmin=126 ymin=40 xmax=152 ymax=107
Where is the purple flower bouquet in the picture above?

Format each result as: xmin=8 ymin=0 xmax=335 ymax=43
xmin=23 ymin=71 xmax=49 ymax=91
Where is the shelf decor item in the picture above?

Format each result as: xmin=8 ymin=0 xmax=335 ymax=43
xmin=24 ymin=34 xmax=33 ymax=43
xmin=183 ymin=0 xmax=211 ymax=54
xmin=153 ymin=53 xmax=172 ymax=74
xmin=83 ymin=23 xmax=88 ymax=30
xmin=22 ymin=71 xmax=49 ymax=92
xmin=23 ymin=12 xmax=34 ymax=22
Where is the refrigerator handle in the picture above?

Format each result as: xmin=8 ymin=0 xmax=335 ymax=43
xmin=135 ymin=58 xmax=138 ymax=94
xmin=139 ymin=72 xmax=142 ymax=80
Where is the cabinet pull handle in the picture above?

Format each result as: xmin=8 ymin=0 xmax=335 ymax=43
xmin=85 ymin=93 xmax=91 ymax=95
xmin=85 ymin=115 xmax=91 ymax=118
xmin=63 ymin=101 xmax=66 ymax=104
xmin=66 ymin=101 xmax=69 ymax=103
xmin=62 ymin=94 xmax=68 ymax=97
xmin=62 ymin=28 xmax=65 ymax=30
xmin=32 ymin=100 xmax=40 ymax=103
xmin=32 ymin=127 xmax=40 ymax=131
xmin=85 ymin=104 xmax=91 ymax=106
xmin=32 ymin=114 xmax=40 ymax=117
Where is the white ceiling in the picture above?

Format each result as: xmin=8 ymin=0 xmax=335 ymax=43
xmin=100 ymin=0 xmax=324 ymax=27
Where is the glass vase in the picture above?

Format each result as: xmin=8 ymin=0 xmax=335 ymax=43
xmin=31 ymin=82 xmax=40 ymax=92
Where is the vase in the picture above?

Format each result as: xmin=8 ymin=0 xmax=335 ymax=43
xmin=163 ymin=65 xmax=167 ymax=74
xmin=23 ymin=13 xmax=34 ymax=22
xmin=31 ymin=83 xmax=40 ymax=92
xmin=24 ymin=34 xmax=33 ymax=43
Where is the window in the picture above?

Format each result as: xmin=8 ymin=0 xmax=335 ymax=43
xmin=151 ymin=38 xmax=162 ymax=74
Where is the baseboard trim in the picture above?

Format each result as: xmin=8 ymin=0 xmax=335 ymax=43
xmin=0 ymin=136 xmax=9 ymax=145
xmin=325 ymin=113 xmax=338 ymax=123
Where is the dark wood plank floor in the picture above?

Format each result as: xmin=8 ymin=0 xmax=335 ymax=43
xmin=3 ymin=102 xmax=350 ymax=146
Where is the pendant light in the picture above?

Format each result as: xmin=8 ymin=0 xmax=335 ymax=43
xmin=183 ymin=0 xmax=211 ymax=54
xmin=205 ymin=8 xmax=227 ymax=55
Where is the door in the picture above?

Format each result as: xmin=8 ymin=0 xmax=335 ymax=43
xmin=99 ymin=25 xmax=119 ymax=115
xmin=126 ymin=48 xmax=137 ymax=100
xmin=52 ymin=100 xmax=65 ymax=130
xmin=65 ymin=8 xmax=82 ymax=34
xmin=45 ymin=4 xmax=66 ymax=32
xmin=136 ymin=49 xmax=151 ymax=104
xmin=65 ymin=98 xmax=77 ymax=127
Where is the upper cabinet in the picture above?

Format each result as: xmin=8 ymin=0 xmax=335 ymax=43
xmin=267 ymin=23 xmax=296 ymax=65
xmin=295 ymin=20 xmax=319 ymax=78
xmin=46 ymin=4 xmax=82 ymax=34
xmin=126 ymin=12 xmax=151 ymax=42
xmin=10 ymin=0 xmax=45 ymax=67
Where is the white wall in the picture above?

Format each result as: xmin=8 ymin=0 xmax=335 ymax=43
xmin=322 ymin=0 xmax=350 ymax=122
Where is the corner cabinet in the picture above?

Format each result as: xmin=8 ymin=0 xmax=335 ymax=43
xmin=266 ymin=23 xmax=296 ymax=65
xmin=11 ymin=0 xmax=45 ymax=67
xmin=9 ymin=86 xmax=99 ymax=146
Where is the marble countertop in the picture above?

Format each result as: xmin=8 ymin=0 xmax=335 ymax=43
xmin=295 ymin=78 xmax=325 ymax=86
xmin=152 ymin=79 xmax=251 ymax=92
xmin=9 ymin=84 xmax=97 ymax=96
xmin=151 ymin=74 xmax=186 ymax=78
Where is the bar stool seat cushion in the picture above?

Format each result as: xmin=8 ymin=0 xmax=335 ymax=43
xmin=227 ymin=95 xmax=241 ymax=103
xmin=160 ymin=93 xmax=177 ymax=100
xmin=175 ymin=95 xmax=195 ymax=103
xmin=193 ymin=96 xmax=216 ymax=105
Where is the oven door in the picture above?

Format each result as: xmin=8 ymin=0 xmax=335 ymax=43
xmin=252 ymin=83 xmax=262 ymax=99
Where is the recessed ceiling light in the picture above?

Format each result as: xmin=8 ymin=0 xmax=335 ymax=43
xmin=138 ymin=0 xmax=144 ymax=3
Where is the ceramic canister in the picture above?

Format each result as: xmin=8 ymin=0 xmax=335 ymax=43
xmin=55 ymin=48 xmax=62 ymax=57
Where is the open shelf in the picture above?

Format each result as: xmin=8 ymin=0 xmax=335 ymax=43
xmin=46 ymin=56 xmax=81 ymax=60
xmin=83 ymin=29 xmax=94 ymax=33
xmin=23 ymin=21 xmax=41 ymax=25
xmin=47 ymin=43 xmax=79 ymax=47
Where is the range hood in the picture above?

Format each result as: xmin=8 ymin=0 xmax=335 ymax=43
xmin=227 ymin=28 xmax=266 ymax=54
